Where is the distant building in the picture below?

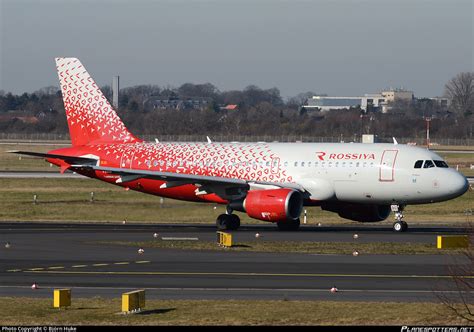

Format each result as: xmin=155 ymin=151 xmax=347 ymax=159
xmin=145 ymin=97 xmax=211 ymax=110
xmin=0 ymin=111 xmax=39 ymax=124
xmin=361 ymin=94 xmax=388 ymax=113
xmin=426 ymin=97 xmax=449 ymax=109
xmin=304 ymin=96 xmax=362 ymax=112
xmin=381 ymin=88 xmax=414 ymax=103
xmin=301 ymin=87 xmax=455 ymax=115
xmin=303 ymin=95 xmax=387 ymax=112
xmin=220 ymin=104 xmax=238 ymax=111
xmin=303 ymin=87 xmax=417 ymax=113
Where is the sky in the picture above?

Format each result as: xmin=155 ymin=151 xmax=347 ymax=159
xmin=0 ymin=0 xmax=472 ymax=99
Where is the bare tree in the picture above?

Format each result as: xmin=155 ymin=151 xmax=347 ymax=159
xmin=445 ymin=72 xmax=474 ymax=117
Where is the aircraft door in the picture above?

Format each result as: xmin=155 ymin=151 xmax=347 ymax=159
xmin=120 ymin=146 xmax=135 ymax=169
xmin=271 ymin=157 xmax=280 ymax=174
xmin=379 ymin=150 xmax=398 ymax=182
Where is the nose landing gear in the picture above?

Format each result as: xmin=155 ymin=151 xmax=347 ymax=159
xmin=391 ymin=204 xmax=408 ymax=232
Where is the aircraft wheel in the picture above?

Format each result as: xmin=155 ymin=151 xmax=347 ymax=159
xmin=402 ymin=221 xmax=408 ymax=232
xmin=277 ymin=218 xmax=300 ymax=231
xmin=393 ymin=221 xmax=407 ymax=232
xmin=216 ymin=214 xmax=230 ymax=230
xmin=216 ymin=214 xmax=240 ymax=231
xmin=228 ymin=214 xmax=241 ymax=230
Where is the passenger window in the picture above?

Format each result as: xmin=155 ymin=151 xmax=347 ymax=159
xmin=414 ymin=160 xmax=423 ymax=168
xmin=294 ymin=162 xmax=298 ymax=167
xmin=301 ymin=162 xmax=305 ymax=167
xmin=308 ymin=162 xmax=311 ymax=167
xmin=423 ymin=160 xmax=435 ymax=168
xmin=284 ymin=161 xmax=288 ymax=167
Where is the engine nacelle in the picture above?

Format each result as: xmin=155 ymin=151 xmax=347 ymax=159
xmin=321 ymin=202 xmax=391 ymax=222
xmin=232 ymin=189 xmax=303 ymax=222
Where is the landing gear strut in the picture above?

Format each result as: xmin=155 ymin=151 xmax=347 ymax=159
xmin=216 ymin=206 xmax=240 ymax=231
xmin=391 ymin=204 xmax=408 ymax=232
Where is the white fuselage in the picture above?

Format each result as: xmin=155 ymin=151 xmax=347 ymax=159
xmin=268 ymin=143 xmax=468 ymax=205
xmin=113 ymin=141 xmax=468 ymax=206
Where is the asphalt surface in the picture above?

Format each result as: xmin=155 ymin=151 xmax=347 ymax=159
xmin=0 ymin=222 xmax=470 ymax=302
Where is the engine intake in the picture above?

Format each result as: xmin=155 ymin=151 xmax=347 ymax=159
xmin=232 ymin=189 xmax=303 ymax=222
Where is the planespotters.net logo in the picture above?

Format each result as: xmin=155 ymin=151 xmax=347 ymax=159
xmin=315 ymin=151 xmax=376 ymax=161
xmin=401 ymin=327 xmax=473 ymax=332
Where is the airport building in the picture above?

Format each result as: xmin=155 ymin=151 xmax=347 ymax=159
xmin=304 ymin=94 xmax=388 ymax=113
xmin=381 ymin=88 xmax=414 ymax=103
xmin=303 ymin=88 xmax=415 ymax=113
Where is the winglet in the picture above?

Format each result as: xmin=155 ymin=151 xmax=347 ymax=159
xmin=393 ymin=137 xmax=398 ymax=145
xmin=207 ymin=136 xmax=212 ymax=144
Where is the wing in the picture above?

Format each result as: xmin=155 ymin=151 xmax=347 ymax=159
xmin=8 ymin=150 xmax=305 ymax=200
xmin=89 ymin=166 xmax=306 ymax=201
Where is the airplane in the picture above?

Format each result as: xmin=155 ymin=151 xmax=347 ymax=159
xmin=9 ymin=58 xmax=469 ymax=232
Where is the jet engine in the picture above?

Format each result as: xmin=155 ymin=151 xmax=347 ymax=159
xmin=321 ymin=202 xmax=391 ymax=222
xmin=230 ymin=188 xmax=303 ymax=222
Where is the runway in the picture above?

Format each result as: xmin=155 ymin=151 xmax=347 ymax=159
xmin=0 ymin=223 xmax=469 ymax=302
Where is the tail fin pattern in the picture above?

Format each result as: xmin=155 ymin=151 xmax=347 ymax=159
xmin=55 ymin=57 xmax=141 ymax=146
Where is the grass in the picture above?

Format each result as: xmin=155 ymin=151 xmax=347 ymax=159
xmin=92 ymin=240 xmax=465 ymax=255
xmin=0 ymin=178 xmax=472 ymax=224
xmin=0 ymin=298 xmax=470 ymax=325
xmin=431 ymin=145 xmax=474 ymax=151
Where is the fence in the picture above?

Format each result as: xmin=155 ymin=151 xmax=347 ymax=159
xmin=0 ymin=132 xmax=473 ymax=146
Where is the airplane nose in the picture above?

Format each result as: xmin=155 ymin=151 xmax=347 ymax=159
xmin=449 ymin=172 xmax=469 ymax=197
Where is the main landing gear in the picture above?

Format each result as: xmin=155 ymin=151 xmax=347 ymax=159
xmin=391 ymin=204 xmax=408 ymax=232
xmin=216 ymin=206 xmax=240 ymax=231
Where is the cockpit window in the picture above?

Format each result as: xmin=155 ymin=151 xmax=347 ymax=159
xmin=423 ymin=160 xmax=435 ymax=168
xmin=414 ymin=160 xmax=423 ymax=168
xmin=434 ymin=160 xmax=449 ymax=168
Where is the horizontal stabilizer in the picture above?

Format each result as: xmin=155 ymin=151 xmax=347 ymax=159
xmin=7 ymin=151 xmax=98 ymax=165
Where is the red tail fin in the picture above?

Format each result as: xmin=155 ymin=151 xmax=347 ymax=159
xmin=55 ymin=57 xmax=141 ymax=146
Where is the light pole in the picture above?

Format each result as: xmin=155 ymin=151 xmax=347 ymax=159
xmin=425 ymin=117 xmax=431 ymax=148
